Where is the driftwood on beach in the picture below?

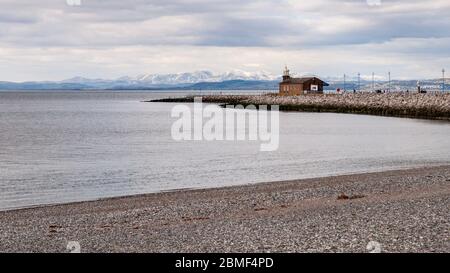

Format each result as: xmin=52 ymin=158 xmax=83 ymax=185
xmin=149 ymin=93 xmax=450 ymax=120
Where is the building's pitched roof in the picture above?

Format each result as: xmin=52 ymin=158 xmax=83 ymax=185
xmin=282 ymin=77 xmax=329 ymax=86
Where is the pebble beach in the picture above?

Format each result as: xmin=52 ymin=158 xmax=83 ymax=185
xmin=0 ymin=165 xmax=449 ymax=253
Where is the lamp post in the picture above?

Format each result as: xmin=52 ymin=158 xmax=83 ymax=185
xmin=358 ymin=73 xmax=361 ymax=92
xmin=443 ymin=69 xmax=446 ymax=93
xmin=344 ymin=74 xmax=346 ymax=92
xmin=388 ymin=71 xmax=391 ymax=93
xmin=372 ymin=72 xmax=375 ymax=92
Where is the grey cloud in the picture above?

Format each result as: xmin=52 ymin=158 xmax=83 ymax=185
xmin=0 ymin=0 xmax=449 ymax=81
xmin=0 ymin=0 xmax=449 ymax=48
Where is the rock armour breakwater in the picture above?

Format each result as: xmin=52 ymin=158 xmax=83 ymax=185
xmin=150 ymin=93 xmax=450 ymax=120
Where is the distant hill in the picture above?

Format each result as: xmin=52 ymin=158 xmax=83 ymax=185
xmin=0 ymin=81 xmax=89 ymax=90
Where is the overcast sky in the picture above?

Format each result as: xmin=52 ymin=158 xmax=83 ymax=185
xmin=0 ymin=0 xmax=449 ymax=81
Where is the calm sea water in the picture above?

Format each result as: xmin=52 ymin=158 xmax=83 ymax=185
xmin=1 ymin=90 xmax=450 ymax=210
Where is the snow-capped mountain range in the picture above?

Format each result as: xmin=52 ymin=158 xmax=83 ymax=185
xmin=62 ymin=70 xmax=278 ymax=85
xmin=0 ymin=70 xmax=282 ymax=90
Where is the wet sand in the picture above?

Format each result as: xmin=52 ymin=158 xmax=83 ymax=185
xmin=0 ymin=165 xmax=449 ymax=253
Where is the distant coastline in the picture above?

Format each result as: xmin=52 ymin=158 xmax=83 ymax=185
xmin=150 ymin=93 xmax=450 ymax=121
xmin=0 ymin=80 xmax=278 ymax=91
xmin=0 ymin=77 xmax=448 ymax=91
